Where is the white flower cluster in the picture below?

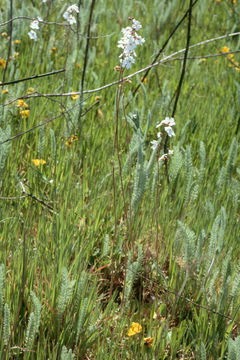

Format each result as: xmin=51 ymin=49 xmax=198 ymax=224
xmin=28 ymin=17 xmax=42 ymax=41
xmin=151 ymin=117 xmax=175 ymax=160
xmin=63 ymin=4 xmax=79 ymax=25
xmin=118 ymin=18 xmax=145 ymax=69
xmin=156 ymin=117 xmax=175 ymax=137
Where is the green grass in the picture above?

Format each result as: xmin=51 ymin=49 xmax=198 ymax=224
xmin=0 ymin=0 xmax=240 ymax=358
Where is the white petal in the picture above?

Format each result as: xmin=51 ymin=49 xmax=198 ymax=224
xmin=28 ymin=30 xmax=37 ymax=40
xmin=158 ymin=117 xmax=175 ymax=127
xmin=164 ymin=126 xmax=175 ymax=137
xmin=67 ymin=4 xmax=79 ymax=13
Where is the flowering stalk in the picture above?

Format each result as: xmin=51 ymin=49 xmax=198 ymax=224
xmin=28 ymin=17 xmax=42 ymax=41
xmin=112 ymin=18 xmax=145 ymax=257
xmin=63 ymin=4 xmax=79 ymax=25
xmin=118 ymin=18 xmax=145 ymax=70
xmin=151 ymin=117 xmax=176 ymax=162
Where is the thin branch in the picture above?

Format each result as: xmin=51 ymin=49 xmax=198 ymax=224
xmin=10 ymin=31 xmax=239 ymax=101
xmin=0 ymin=195 xmax=28 ymax=200
xmin=10 ymin=346 xmax=35 ymax=353
xmin=172 ymin=0 xmax=193 ymax=117
xmin=133 ymin=0 xmax=199 ymax=96
xmin=125 ymin=264 xmax=240 ymax=323
xmin=0 ymin=16 xmax=112 ymax=39
xmin=81 ymin=98 xmax=100 ymax=116
xmin=164 ymin=0 xmax=193 ymax=182
xmin=169 ymin=50 xmax=240 ymax=60
xmin=2 ymin=50 xmax=239 ymax=108
xmin=20 ymin=182 xmax=55 ymax=213
xmin=0 ymin=69 xmax=65 ymax=87
xmin=0 ymin=16 xmax=66 ymax=27
xmin=0 ymin=94 xmax=93 ymax=145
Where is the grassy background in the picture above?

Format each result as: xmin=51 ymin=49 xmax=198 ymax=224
xmin=0 ymin=0 xmax=240 ymax=358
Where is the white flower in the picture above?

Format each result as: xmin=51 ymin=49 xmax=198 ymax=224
xmin=63 ymin=5 xmax=78 ymax=25
xmin=118 ymin=40 xmax=126 ymax=49
xmin=37 ymin=17 xmax=43 ymax=22
xmin=118 ymin=18 xmax=144 ymax=70
xmin=134 ymin=34 xmax=145 ymax=45
xmin=30 ymin=20 xmax=39 ymax=30
xmin=125 ymin=36 xmax=137 ymax=51
xmin=42 ymin=0 xmax=47 ymax=2
xmin=157 ymin=132 xmax=161 ymax=138
xmin=63 ymin=11 xmax=69 ymax=20
xmin=132 ymin=19 xmax=142 ymax=31
xmin=67 ymin=14 xmax=76 ymax=24
xmin=151 ymin=140 xmax=159 ymax=150
xmin=159 ymin=149 xmax=174 ymax=161
xmin=63 ymin=11 xmax=76 ymax=24
xmin=121 ymin=27 xmax=132 ymax=37
xmin=156 ymin=117 xmax=175 ymax=128
xmin=121 ymin=55 xmax=135 ymax=69
xmin=28 ymin=30 xmax=37 ymax=41
xmin=159 ymin=153 xmax=168 ymax=161
xmin=67 ymin=4 xmax=79 ymax=13
xmin=164 ymin=126 xmax=175 ymax=137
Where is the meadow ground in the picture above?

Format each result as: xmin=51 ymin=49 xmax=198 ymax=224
xmin=0 ymin=0 xmax=240 ymax=359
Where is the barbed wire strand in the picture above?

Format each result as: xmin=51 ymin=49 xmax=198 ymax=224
xmin=0 ymin=69 xmax=65 ymax=87
xmin=4 ymin=31 xmax=238 ymax=102
xmin=0 ymin=16 xmax=113 ymax=39
xmin=125 ymin=265 xmax=240 ymax=324
xmin=0 ymin=93 xmax=94 ymax=145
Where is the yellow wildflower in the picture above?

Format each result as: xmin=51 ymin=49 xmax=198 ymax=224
xmin=0 ymin=58 xmax=6 ymax=69
xmin=17 ymin=99 xmax=28 ymax=108
xmin=15 ymin=40 xmax=21 ymax=44
xmin=144 ymin=337 xmax=154 ymax=347
xmin=27 ymin=88 xmax=35 ymax=94
xmin=2 ymin=89 xmax=8 ymax=94
xmin=227 ymin=53 xmax=234 ymax=60
xmin=235 ymin=62 xmax=240 ymax=72
xmin=1 ymin=32 xmax=8 ymax=37
xmin=65 ymin=135 xmax=78 ymax=146
xmin=14 ymin=52 xmax=19 ymax=58
xmin=76 ymin=63 xmax=80 ymax=68
xmin=51 ymin=46 xmax=57 ymax=54
xmin=71 ymin=94 xmax=79 ymax=100
xmin=32 ymin=159 xmax=46 ymax=166
xmin=20 ymin=110 xmax=30 ymax=118
xmin=232 ymin=0 xmax=236 ymax=4
xmin=127 ymin=322 xmax=142 ymax=336
xmin=221 ymin=46 xmax=230 ymax=53
xmin=95 ymin=96 xmax=101 ymax=101
xmin=65 ymin=140 xmax=72 ymax=146
xmin=141 ymin=76 xmax=147 ymax=83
